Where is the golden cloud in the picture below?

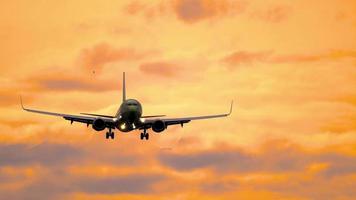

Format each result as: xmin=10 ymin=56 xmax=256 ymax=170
xmin=222 ymin=49 xmax=356 ymax=67
xmin=78 ymin=43 xmax=151 ymax=72
xmin=139 ymin=61 xmax=182 ymax=77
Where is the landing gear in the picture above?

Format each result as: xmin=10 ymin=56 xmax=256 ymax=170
xmin=140 ymin=129 xmax=149 ymax=140
xmin=106 ymin=128 xmax=115 ymax=140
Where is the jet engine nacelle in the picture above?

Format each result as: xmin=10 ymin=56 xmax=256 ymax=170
xmin=152 ymin=120 xmax=166 ymax=133
xmin=92 ymin=118 xmax=106 ymax=131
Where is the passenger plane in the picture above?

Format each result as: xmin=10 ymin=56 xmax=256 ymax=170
xmin=21 ymin=73 xmax=233 ymax=140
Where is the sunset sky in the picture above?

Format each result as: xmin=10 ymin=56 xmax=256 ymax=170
xmin=1 ymin=0 xmax=356 ymax=199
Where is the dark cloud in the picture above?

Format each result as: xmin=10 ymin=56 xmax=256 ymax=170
xmin=159 ymin=150 xmax=307 ymax=173
xmin=0 ymin=142 xmax=162 ymax=199
xmin=75 ymin=175 xmax=163 ymax=194
xmin=0 ymin=141 xmax=141 ymax=168
xmin=124 ymin=0 xmax=246 ymax=23
xmin=0 ymin=143 xmax=83 ymax=167
xmin=200 ymin=180 xmax=238 ymax=194
xmin=174 ymin=0 xmax=246 ymax=23
xmin=85 ymin=146 xmax=140 ymax=166
xmin=0 ymin=169 xmax=26 ymax=183
xmin=264 ymin=167 xmax=356 ymax=200
xmin=318 ymin=154 xmax=356 ymax=177
xmin=0 ymin=173 xmax=164 ymax=200
xmin=175 ymin=0 xmax=208 ymax=22
xmin=159 ymin=142 xmax=356 ymax=176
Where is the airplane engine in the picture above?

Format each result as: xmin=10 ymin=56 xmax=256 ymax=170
xmin=92 ymin=118 xmax=106 ymax=131
xmin=152 ymin=120 xmax=166 ymax=133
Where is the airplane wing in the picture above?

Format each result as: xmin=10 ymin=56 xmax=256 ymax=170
xmin=20 ymin=97 xmax=114 ymax=126
xmin=140 ymin=101 xmax=233 ymax=129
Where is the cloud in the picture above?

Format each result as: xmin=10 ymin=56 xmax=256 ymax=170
xmin=175 ymin=0 xmax=247 ymax=23
xmin=0 ymin=143 xmax=83 ymax=167
xmin=39 ymin=79 xmax=102 ymax=91
xmin=73 ymin=175 xmax=164 ymax=194
xmin=318 ymin=154 xmax=356 ymax=177
xmin=0 ymin=167 xmax=29 ymax=183
xmin=159 ymin=149 xmax=306 ymax=173
xmin=222 ymin=49 xmax=356 ymax=67
xmin=175 ymin=0 xmax=214 ymax=23
xmin=250 ymin=5 xmax=291 ymax=23
xmin=1 ymin=173 xmax=164 ymax=200
xmin=139 ymin=61 xmax=182 ymax=77
xmin=0 ymin=141 xmax=162 ymax=199
xmin=200 ymin=180 xmax=238 ymax=194
xmin=22 ymin=68 xmax=121 ymax=92
xmin=159 ymin=140 xmax=356 ymax=176
xmin=36 ymin=77 xmax=116 ymax=92
xmin=78 ymin=43 xmax=149 ymax=72
xmin=0 ymin=90 xmax=19 ymax=106
xmin=125 ymin=1 xmax=146 ymax=15
xmin=272 ymin=50 xmax=356 ymax=63
xmin=222 ymin=51 xmax=271 ymax=67
xmin=320 ymin=114 xmax=356 ymax=133
xmin=124 ymin=0 xmax=246 ymax=23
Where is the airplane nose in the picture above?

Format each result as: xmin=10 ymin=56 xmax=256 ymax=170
xmin=128 ymin=111 xmax=137 ymax=122
xmin=126 ymin=107 xmax=138 ymax=121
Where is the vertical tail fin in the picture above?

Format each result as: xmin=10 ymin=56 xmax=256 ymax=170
xmin=122 ymin=72 xmax=126 ymax=102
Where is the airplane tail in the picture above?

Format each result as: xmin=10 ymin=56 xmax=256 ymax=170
xmin=122 ymin=72 xmax=126 ymax=102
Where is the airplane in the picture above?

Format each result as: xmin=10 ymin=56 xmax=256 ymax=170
xmin=21 ymin=72 xmax=233 ymax=140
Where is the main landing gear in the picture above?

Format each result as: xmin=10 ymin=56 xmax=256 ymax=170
xmin=140 ymin=129 xmax=149 ymax=140
xmin=106 ymin=128 xmax=115 ymax=139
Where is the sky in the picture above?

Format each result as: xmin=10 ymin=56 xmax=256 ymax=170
xmin=0 ymin=0 xmax=355 ymax=199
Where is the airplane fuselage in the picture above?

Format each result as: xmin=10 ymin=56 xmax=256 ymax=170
xmin=115 ymin=99 xmax=142 ymax=132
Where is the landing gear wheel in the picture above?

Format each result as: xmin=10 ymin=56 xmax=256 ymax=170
xmin=145 ymin=133 xmax=149 ymax=140
xmin=110 ymin=132 xmax=115 ymax=139
xmin=140 ymin=132 xmax=144 ymax=140
xmin=106 ymin=132 xmax=110 ymax=139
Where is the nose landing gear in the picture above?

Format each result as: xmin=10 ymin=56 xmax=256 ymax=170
xmin=140 ymin=129 xmax=149 ymax=140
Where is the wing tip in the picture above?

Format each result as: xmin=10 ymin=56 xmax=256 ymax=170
xmin=20 ymin=95 xmax=25 ymax=110
xmin=228 ymin=100 xmax=233 ymax=115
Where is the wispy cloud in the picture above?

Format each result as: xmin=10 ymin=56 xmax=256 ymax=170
xmin=222 ymin=49 xmax=356 ymax=68
xmin=250 ymin=5 xmax=291 ymax=23
xmin=124 ymin=0 xmax=246 ymax=23
xmin=78 ymin=43 xmax=151 ymax=72
xmin=139 ymin=61 xmax=182 ymax=77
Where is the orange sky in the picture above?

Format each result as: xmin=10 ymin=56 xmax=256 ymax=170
xmin=0 ymin=0 xmax=355 ymax=199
